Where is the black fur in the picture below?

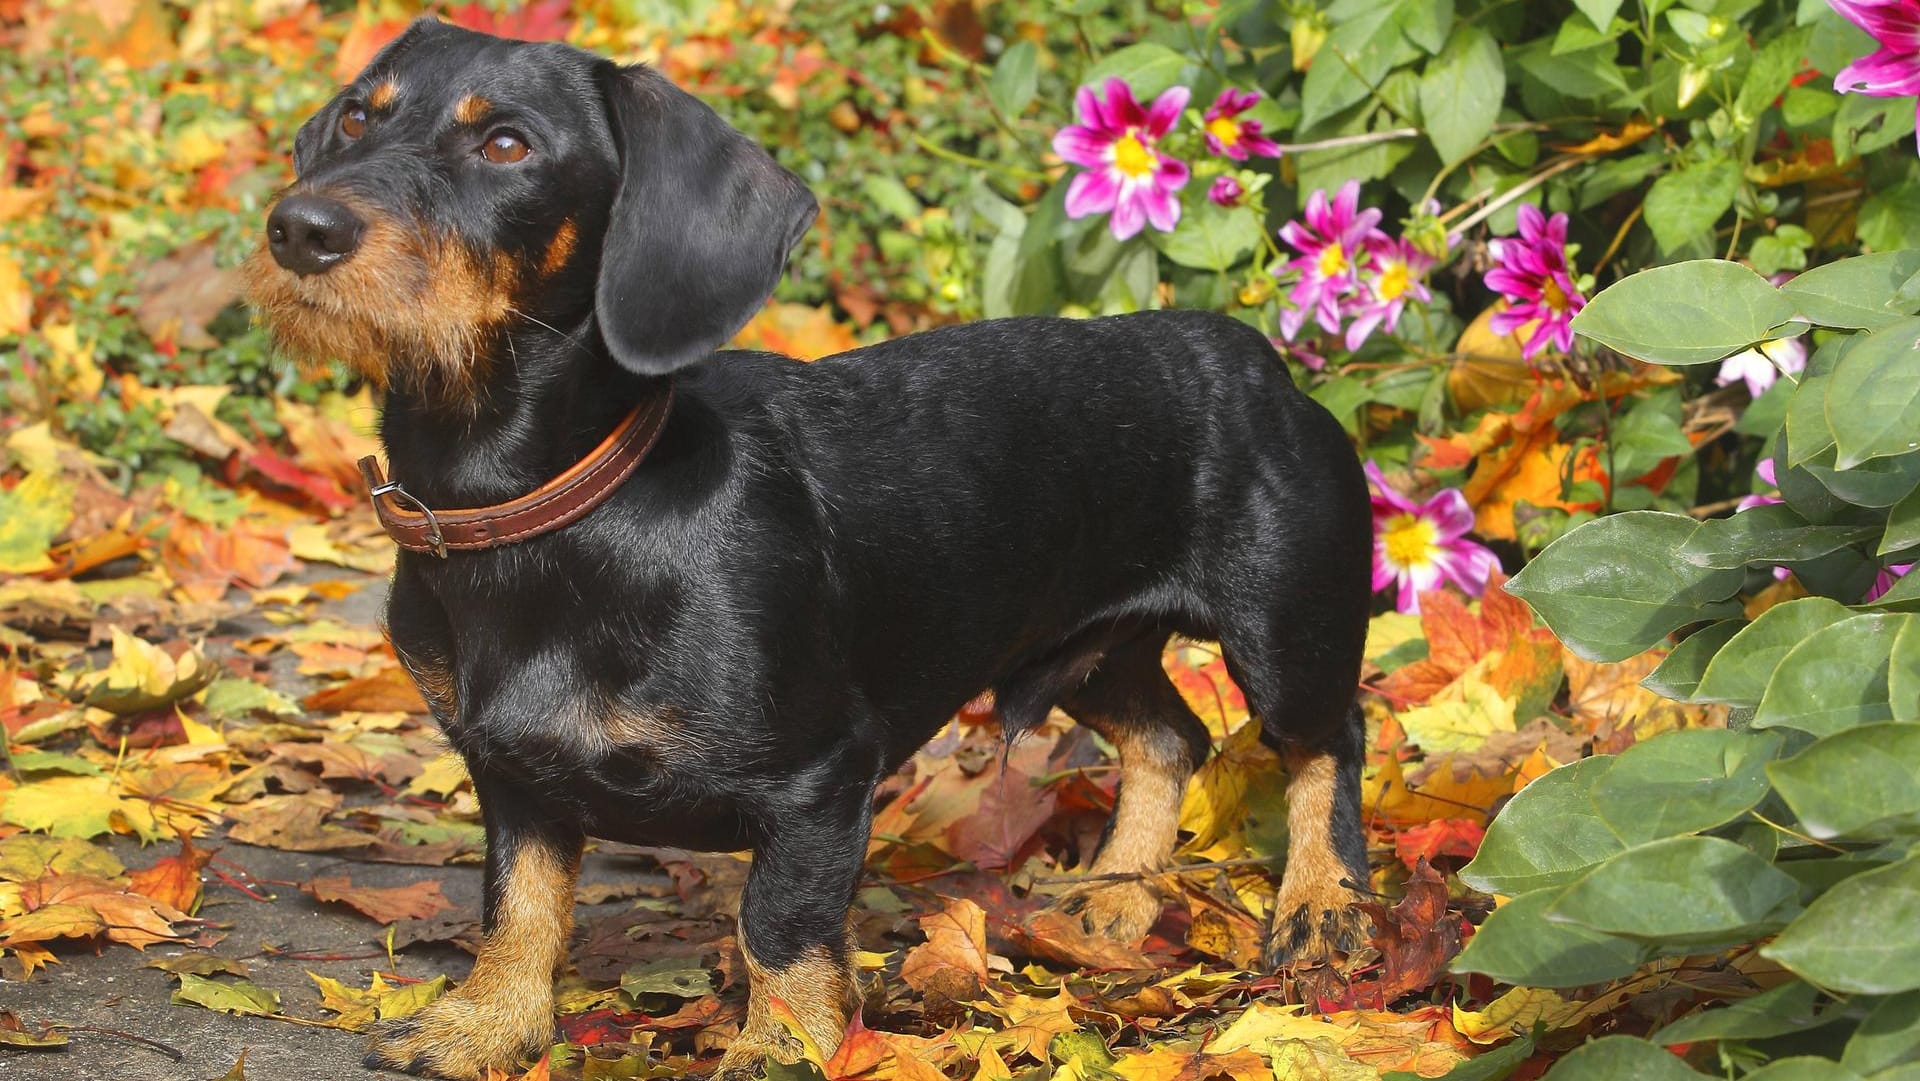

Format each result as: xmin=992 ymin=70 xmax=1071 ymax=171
xmin=265 ymin=19 xmax=1372 ymax=990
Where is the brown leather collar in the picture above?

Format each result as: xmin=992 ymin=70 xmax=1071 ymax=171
xmin=356 ymin=384 xmax=674 ymax=557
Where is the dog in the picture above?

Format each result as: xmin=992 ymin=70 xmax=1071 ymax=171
xmin=245 ymin=19 xmax=1374 ymax=1079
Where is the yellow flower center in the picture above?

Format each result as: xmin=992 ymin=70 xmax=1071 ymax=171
xmin=1317 ymin=243 xmax=1348 ymax=278
xmin=1112 ymin=132 xmax=1156 ymax=178
xmin=1207 ymin=115 xmax=1241 ymax=147
xmin=1382 ymin=512 xmax=1437 ymax=570
xmin=1543 ymin=277 xmax=1569 ymax=312
xmin=1378 ymin=260 xmax=1410 ymax=301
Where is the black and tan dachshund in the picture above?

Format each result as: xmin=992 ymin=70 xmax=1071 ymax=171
xmin=246 ymin=19 xmax=1374 ymax=1079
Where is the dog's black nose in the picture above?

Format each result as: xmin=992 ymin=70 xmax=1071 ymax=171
xmin=267 ymin=195 xmax=364 ymax=276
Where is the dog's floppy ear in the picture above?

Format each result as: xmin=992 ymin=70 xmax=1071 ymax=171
xmin=593 ymin=63 xmax=818 ymax=375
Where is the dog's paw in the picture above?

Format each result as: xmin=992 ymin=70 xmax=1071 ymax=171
xmin=362 ymin=994 xmax=551 ymax=1079
xmin=1261 ymin=887 xmax=1368 ymax=971
xmin=1045 ymin=880 xmax=1164 ymax=945
xmin=712 ymin=1028 xmax=807 ymax=1081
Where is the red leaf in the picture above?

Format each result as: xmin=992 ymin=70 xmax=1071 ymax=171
xmin=1393 ymin=819 xmax=1486 ymax=871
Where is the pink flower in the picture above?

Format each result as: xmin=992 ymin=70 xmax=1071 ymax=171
xmin=1345 ymin=236 xmax=1437 ymax=351
xmin=1716 ymin=336 xmax=1808 ymax=397
xmin=1054 ymin=78 xmax=1192 ymax=240
xmin=1486 ymin=203 xmax=1587 ymax=360
xmin=1208 ymin=175 xmax=1245 ymax=207
xmin=1737 ymin=458 xmax=1784 ymax=512
xmin=1868 ymin=562 xmax=1915 ymax=602
xmin=1365 ymin=461 xmax=1500 ymax=614
xmin=1203 ymin=88 xmax=1282 ymax=161
xmin=1275 ymin=181 xmax=1388 ymax=341
xmin=1830 ymin=1 xmax=1920 ymax=141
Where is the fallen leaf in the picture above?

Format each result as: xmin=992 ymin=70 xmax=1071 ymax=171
xmin=302 ymin=875 xmax=451 ymax=925
xmin=170 ymin=972 xmax=279 ymax=1016
xmin=1357 ymin=861 xmax=1462 ymax=1003
xmin=899 ymin=896 xmax=990 ymax=1009
xmin=303 ymin=667 xmax=430 ymax=714
xmin=127 ymin=832 xmax=212 ymax=914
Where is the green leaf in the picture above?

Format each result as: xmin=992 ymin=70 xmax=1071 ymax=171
xmin=1546 ymin=836 xmax=1801 ymax=947
xmin=1609 ymin=398 xmax=1694 ymax=482
xmin=1764 ymin=852 xmax=1920 ymax=994
xmin=1836 ymin=93 xmax=1918 ymax=163
xmin=1652 ymin=980 xmax=1837 ymax=1044
xmin=1802 ymin=449 xmax=1920 ymax=509
xmin=1781 ymin=252 xmax=1920 ymax=331
xmin=1589 ymin=729 xmax=1783 ymax=844
xmin=1539 ymin=1036 xmax=1709 ymax=1081
xmin=1505 ymin=512 xmax=1745 ymax=663
xmin=1825 ymin=316 xmax=1920 ymax=469
xmin=1643 ymin=159 xmax=1741 ymax=255
xmin=1450 ymin=885 xmax=1648 ymax=987
xmin=1299 ymin=3 xmax=1422 ymax=130
xmin=1642 ymin=620 xmax=1744 ymax=700
xmin=988 ymin=40 xmax=1039 ymax=119
xmin=200 ymin=678 xmax=298 ymax=720
xmin=1740 ymin=1058 xmax=1867 ymax=1081
xmin=1695 ymin=597 xmax=1852 ymax=708
xmin=171 ymin=973 xmax=280 ymax=1016
xmin=1754 ymin=613 xmax=1909 ymax=736
xmin=1419 ymin=26 xmax=1504 ymax=164
xmin=1677 ymin=502 xmax=1879 ymax=570
xmin=1572 ymin=260 xmax=1796 ymax=367
xmin=1573 ymin=0 xmax=1624 ymax=31
xmin=1769 ymin=723 xmax=1920 ymax=840
xmin=1844 ymin=990 xmax=1920 ymax=1074
xmin=1149 ymin=198 xmax=1261 ymax=271
xmin=862 ymin=175 xmax=922 ymax=222
xmin=1385 ymin=1034 xmax=1534 ymax=1081
xmin=1878 ymin=569 xmax=1920 ymax=608
xmin=1884 ymin=485 xmax=1920 ymax=556
xmin=1082 ymin=43 xmax=1191 ymax=99
xmin=1893 ymin=618 xmax=1920 ymax=719
xmin=619 ymin=958 xmax=714 ymax=1000
xmin=1860 ymin=181 xmax=1920 ymax=251
xmin=1459 ymin=757 xmax=1623 ymax=895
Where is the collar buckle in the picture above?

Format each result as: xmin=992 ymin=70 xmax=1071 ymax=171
xmin=368 ymin=478 xmax=448 ymax=558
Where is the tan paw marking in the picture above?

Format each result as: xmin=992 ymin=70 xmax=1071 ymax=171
xmin=362 ymin=993 xmax=551 ymax=1079
xmin=1048 ymin=879 xmax=1164 ymax=943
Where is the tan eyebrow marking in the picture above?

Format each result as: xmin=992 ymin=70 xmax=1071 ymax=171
xmin=368 ymin=79 xmax=398 ymax=110
xmin=454 ymin=94 xmax=493 ymax=125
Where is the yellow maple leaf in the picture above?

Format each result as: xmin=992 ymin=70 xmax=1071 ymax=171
xmin=1178 ymin=722 xmax=1276 ymax=854
xmin=78 ymin=627 xmax=216 ymax=715
xmin=0 ymin=251 xmax=29 ymax=336
xmin=1207 ymin=1002 xmax=1356 ymax=1053
xmin=1393 ymin=673 xmax=1518 ymax=754
xmin=0 ymin=471 xmax=75 ymax=575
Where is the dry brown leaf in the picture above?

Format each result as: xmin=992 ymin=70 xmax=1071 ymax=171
xmin=899 ymin=896 xmax=990 ymax=1009
xmin=303 ymin=875 xmax=452 ymax=925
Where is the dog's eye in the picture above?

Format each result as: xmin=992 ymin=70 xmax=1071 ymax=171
xmin=481 ymin=130 xmax=530 ymax=164
xmin=340 ymin=105 xmax=368 ymax=139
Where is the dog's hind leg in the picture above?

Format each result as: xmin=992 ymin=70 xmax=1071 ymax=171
xmin=365 ymin=778 xmax=583 ymax=1079
xmin=1218 ymin=626 xmax=1370 ymax=969
xmin=716 ymin=770 xmax=872 ymax=1080
xmin=1042 ymin=632 xmax=1211 ymax=944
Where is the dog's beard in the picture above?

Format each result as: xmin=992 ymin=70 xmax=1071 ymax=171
xmin=243 ymin=216 xmax=517 ymax=408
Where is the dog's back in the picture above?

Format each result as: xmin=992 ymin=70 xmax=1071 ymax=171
xmin=691 ymin=308 xmax=1371 ymax=755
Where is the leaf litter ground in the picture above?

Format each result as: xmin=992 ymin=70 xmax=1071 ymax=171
xmin=0 ymin=398 xmax=1788 ymax=1081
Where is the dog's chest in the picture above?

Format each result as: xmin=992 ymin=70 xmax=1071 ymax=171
xmin=439 ymin=699 xmax=753 ymax=850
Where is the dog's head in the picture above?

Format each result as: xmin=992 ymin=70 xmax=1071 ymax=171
xmin=245 ymin=19 xmax=817 ymax=401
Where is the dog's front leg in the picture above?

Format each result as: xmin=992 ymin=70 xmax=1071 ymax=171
xmin=716 ymin=782 xmax=872 ymax=1080
xmin=366 ymin=780 xmax=583 ymax=1079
